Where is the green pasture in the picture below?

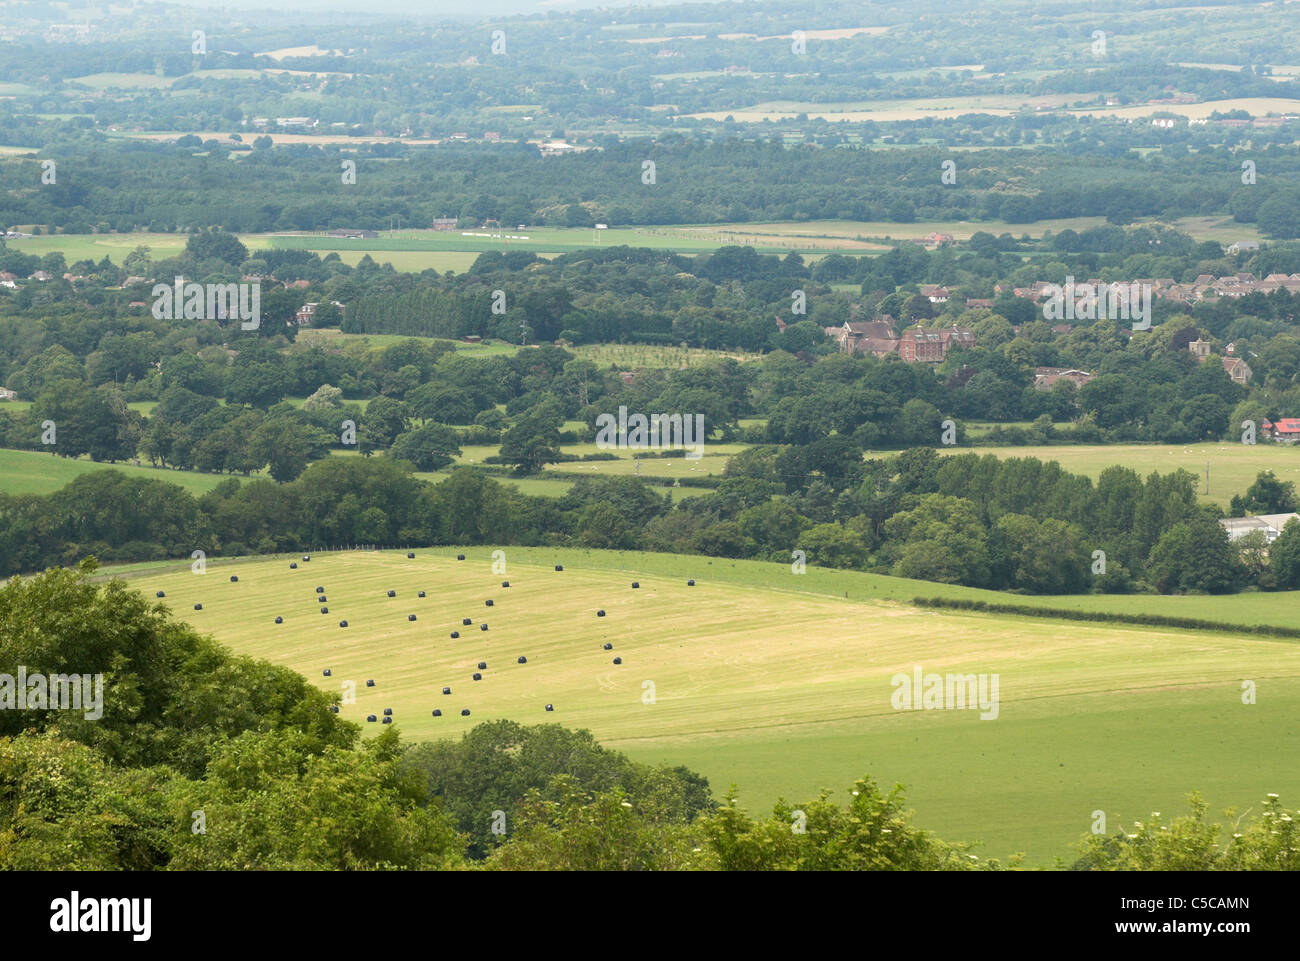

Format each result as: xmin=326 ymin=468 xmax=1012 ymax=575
xmin=946 ymin=442 xmax=1300 ymax=508
xmin=0 ymin=447 xmax=237 ymax=496
xmin=120 ymin=546 xmax=1300 ymax=865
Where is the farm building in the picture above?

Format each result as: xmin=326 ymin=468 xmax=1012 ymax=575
xmin=1219 ymin=513 xmax=1299 ymax=544
xmin=1262 ymin=418 xmax=1300 ymax=443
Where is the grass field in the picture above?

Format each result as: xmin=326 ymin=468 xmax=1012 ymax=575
xmin=656 ymin=217 xmax=1108 ymax=246
xmin=0 ymin=448 xmax=239 ymax=496
xmin=3 ymin=214 xmax=1255 ymax=273
xmin=947 ymin=442 xmax=1300 ymax=507
xmin=570 ymin=343 xmax=765 ymax=369
xmin=65 ymin=73 xmax=176 ymax=90
xmin=118 ymin=546 xmax=1300 ymax=865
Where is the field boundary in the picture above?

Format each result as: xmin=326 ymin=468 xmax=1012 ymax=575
xmin=912 ymin=595 xmax=1300 ymax=640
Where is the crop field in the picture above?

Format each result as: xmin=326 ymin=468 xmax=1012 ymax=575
xmin=945 ymin=442 xmax=1300 ymax=508
xmin=121 ymin=546 xmax=1300 ymax=864
xmin=685 ymin=92 xmax=1093 ymax=122
xmin=1068 ymin=97 xmax=1300 ymax=121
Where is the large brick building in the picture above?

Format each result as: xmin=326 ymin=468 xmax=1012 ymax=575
xmin=828 ymin=320 xmax=975 ymax=363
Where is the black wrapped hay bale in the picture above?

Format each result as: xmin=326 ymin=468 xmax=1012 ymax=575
xmin=194 ymin=603 xmax=202 ymax=611
xmin=450 ymin=631 xmax=460 ymax=639
xmin=631 ymin=582 xmax=639 ymax=589
xmin=387 ymin=590 xmax=396 ymax=597
xmin=545 ymin=704 xmax=554 ymax=712
xmin=485 ymin=599 xmax=494 ymax=607
xmin=457 ymin=554 xmax=465 ymax=560
xmin=318 ymin=596 xmax=327 ymax=603
xmin=407 ymin=552 xmax=415 ymax=559
xmin=274 ymin=616 xmax=283 ymax=624
xmin=408 ymin=614 xmax=417 ymax=621
xmin=383 ymin=708 xmax=392 ymax=716
xmin=366 ymin=714 xmax=376 ymax=722
xmin=480 ymin=623 xmax=488 ymax=631
xmin=316 ymin=586 xmax=324 ymax=594
xmin=320 ymin=607 xmax=328 ymax=614
xmin=432 ymin=709 xmax=442 ymax=717
xmin=230 ymin=575 xmax=238 ymax=582
xmin=517 ymin=656 xmax=527 ymax=664
xmin=501 ymin=581 xmax=510 ymax=587
xmin=382 ymin=716 xmax=392 ymax=724
xmin=473 ymin=672 xmax=482 ymax=681
xmin=613 ymin=657 xmax=622 ymax=665
xmin=477 ymin=661 xmax=487 ymax=669
xmin=303 ymin=555 xmax=310 ymax=562
xmin=462 ymin=618 xmax=472 ymax=625
xmin=442 ymin=686 xmax=451 ymax=695
xmin=687 ymin=579 xmax=695 ymax=586
xmin=366 ymin=679 xmax=375 ymax=687
xmin=156 ymin=591 xmax=165 ymax=598
xmin=555 ymin=565 xmax=563 ymax=571
xmin=603 ymin=643 xmax=612 ymax=650
xmin=339 ymin=620 xmax=348 ymax=628
xmin=323 ymin=669 xmax=331 ymax=677
xmin=461 ymin=708 xmax=471 ymax=716
xmin=290 ymin=562 xmax=297 ymax=569
xmin=597 ymin=610 xmax=605 ymax=617
xmin=418 ymin=591 xmax=426 ymax=598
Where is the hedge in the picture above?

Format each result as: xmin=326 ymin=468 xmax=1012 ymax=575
xmin=910 ymin=596 xmax=1300 ymax=639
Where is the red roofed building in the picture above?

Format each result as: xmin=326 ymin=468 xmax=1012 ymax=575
xmin=1263 ymin=418 xmax=1300 ymax=443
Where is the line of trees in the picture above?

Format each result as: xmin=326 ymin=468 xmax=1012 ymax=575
xmin=4 ymin=452 xmax=1299 ymax=595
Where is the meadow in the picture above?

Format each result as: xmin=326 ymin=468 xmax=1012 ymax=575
xmin=119 ymin=546 xmax=1300 ymax=865
xmin=4 ymin=214 xmax=1257 ymax=274
xmin=946 ymin=442 xmax=1300 ymax=508
xmin=656 ymin=217 xmax=1107 ymax=246
xmin=0 ymin=447 xmax=234 ymax=496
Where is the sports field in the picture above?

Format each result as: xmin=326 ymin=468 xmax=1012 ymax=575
xmin=122 ymin=546 xmax=1300 ymax=864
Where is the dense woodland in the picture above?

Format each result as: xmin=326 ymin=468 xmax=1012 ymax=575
xmin=4 ymin=137 xmax=1300 ymax=237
